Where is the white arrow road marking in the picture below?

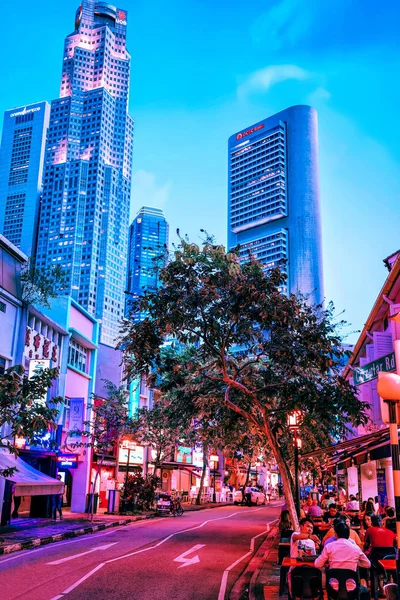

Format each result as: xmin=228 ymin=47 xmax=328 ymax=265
xmin=173 ymin=544 xmax=205 ymax=568
xmin=47 ymin=542 xmax=118 ymax=565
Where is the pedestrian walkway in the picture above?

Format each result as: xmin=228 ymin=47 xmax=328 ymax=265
xmin=0 ymin=501 xmax=233 ymax=556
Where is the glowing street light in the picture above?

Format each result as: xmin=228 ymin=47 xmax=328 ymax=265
xmin=288 ymin=410 xmax=303 ymax=518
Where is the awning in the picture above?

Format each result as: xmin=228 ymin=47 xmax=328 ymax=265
xmin=300 ymin=427 xmax=397 ymax=471
xmin=0 ymin=449 xmax=64 ymax=496
xmin=160 ymin=462 xmax=203 ymax=477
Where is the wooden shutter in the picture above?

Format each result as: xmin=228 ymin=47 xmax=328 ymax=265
xmin=372 ymin=332 xmax=393 ymax=358
xmin=389 ymin=304 xmax=400 ymax=341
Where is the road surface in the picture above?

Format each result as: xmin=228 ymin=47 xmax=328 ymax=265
xmin=0 ymin=504 xmax=281 ymax=600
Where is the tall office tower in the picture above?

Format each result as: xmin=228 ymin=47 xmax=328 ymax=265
xmin=36 ymin=1 xmax=134 ymax=346
xmin=228 ymin=105 xmax=324 ymax=305
xmin=126 ymin=206 xmax=169 ymax=319
xmin=0 ymin=102 xmax=50 ymax=256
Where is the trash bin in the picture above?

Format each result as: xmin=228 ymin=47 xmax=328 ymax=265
xmin=107 ymin=489 xmax=120 ymax=513
xmin=85 ymin=493 xmax=99 ymax=514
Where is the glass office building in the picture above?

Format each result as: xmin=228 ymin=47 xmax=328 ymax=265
xmin=0 ymin=102 xmax=50 ymax=256
xmin=228 ymin=105 xmax=324 ymax=305
xmin=36 ymin=1 xmax=134 ymax=346
xmin=126 ymin=206 xmax=169 ymax=319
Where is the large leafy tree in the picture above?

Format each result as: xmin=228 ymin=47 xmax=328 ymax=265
xmin=119 ymin=238 xmax=368 ymax=528
xmin=0 ymin=366 xmax=61 ymax=476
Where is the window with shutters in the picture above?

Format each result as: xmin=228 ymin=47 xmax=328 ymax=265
xmin=389 ymin=304 xmax=400 ymax=341
xmin=372 ymin=331 xmax=393 ymax=358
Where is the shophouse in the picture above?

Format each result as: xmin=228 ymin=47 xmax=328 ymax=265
xmin=302 ymin=250 xmax=400 ymax=507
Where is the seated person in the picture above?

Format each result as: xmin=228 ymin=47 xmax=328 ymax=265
xmin=323 ymin=504 xmax=340 ymax=523
xmin=315 ymin=521 xmax=371 ymax=600
xmin=290 ymin=517 xmax=321 ymax=558
xmin=307 ymin=499 xmax=324 ymax=518
xmin=346 ymin=494 xmax=360 ymax=511
xmin=364 ymin=514 xmax=397 ymax=555
xmin=382 ymin=507 xmax=396 ymax=533
xmin=278 ymin=509 xmax=293 ymax=540
xmin=322 ymin=515 xmax=363 ymax=549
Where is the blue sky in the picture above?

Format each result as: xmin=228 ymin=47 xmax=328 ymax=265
xmin=1 ymin=0 xmax=399 ymax=341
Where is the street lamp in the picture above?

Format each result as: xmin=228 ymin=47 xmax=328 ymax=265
xmin=288 ymin=410 xmax=303 ymax=518
xmin=209 ymin=454 xmax=219 ymax=503
xmin=376 ymin=370 xmax=400 ymax=573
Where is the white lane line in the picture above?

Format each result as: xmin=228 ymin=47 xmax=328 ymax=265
xmin=47 ymin=542 xmax=118 ymax=565
xmin=61 ymin=562 xmax=105 ymax=596
xmin=218 ymin=517 xmax=278 ymax=600
xmin=0 ymin=518 xmax=165 ymax=566
xmin=50 ymin=508 xmax=267 ymax=597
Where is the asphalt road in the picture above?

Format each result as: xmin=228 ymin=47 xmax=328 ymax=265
xmin=0 ymin=504 xmax=281 ymax=600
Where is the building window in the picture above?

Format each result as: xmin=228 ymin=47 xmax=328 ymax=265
xmin=0 ymin=357 xmax=6 ymax=375
xmin=68 ymin=338 xmax=87 ymax=372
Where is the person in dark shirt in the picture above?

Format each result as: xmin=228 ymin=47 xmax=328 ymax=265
xmin=323 ymin=504 xmax=340 ymax=523
xmin=383 ymin=507 xmax=396 ymax=533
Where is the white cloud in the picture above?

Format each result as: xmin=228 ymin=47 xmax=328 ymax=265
xmin=237 ymin=64 xmax=311 ymax=100
xmin=308 ymin=87 xmax=332 ymax=104
xmin=130 ymin=170 xmax=172 ymax=222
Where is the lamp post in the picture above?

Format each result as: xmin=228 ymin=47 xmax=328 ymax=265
xmin=376 ymin=371 xmax=400 ymax=573
xmin=209 ymin=454 xmax=219 ymax=503
xmin=288 ymin=410 xmax=303 ymax=518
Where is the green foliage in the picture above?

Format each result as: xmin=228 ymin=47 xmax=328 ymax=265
xmin=122 ymin=472 xmax=161 ymax=512
xmin=119 ymin=236 xmax=368 ymax=526
xmin=0 ymin=365 xmax=62 ymax=476
xmin=68 ymin=379 xmax=133 ymax=454
xmin=132 ymin=402 xmax=179 ymax=470
xmin=21 ymin=260 xmax=66 ymax=308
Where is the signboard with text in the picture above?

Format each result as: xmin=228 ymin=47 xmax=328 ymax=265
xmin=353 ymin=352 xmax=396 ymax=386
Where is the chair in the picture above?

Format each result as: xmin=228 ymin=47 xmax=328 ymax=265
xmin=383 ymin=583 xmax=399 ymax=600
xmin=289 ymin=566 xmax=323 ymax=599
xmin=326 ymin=568 xmax=360 ymax=600
xmin=370 ymin=547 xmax=396 ymax=600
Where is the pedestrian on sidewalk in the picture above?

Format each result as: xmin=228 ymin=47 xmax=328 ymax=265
xmin=52 ymin=475 xmax=64 ymax=521
xmin=244 ymin=485 xmax=252 ymax=507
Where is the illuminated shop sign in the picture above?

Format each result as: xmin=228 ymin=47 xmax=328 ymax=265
xmin=236 ymin=123 xmax=264 ymax=140
xmin=57 ymin=454 xmax=78 ymax=468
xmin=10 ymin=106 xmax=41 ymax=118
xmin=116 ymin=9 xmax=127 ymax=25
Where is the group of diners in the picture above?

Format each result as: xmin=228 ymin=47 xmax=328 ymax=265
xmin=279 ymin=497 xmax=397 ymax=599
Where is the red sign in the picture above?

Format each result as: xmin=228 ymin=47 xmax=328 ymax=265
xmin=236 ymin=124 xmax=264 ymax=140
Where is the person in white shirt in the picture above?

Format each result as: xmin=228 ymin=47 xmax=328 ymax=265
xmin=345 ymin=494 xmax=360 ymax=511
xmin=244 ymin=485 xmax=252 ymax=506
xmin=315 ymin=521 xmax=370 ymax=600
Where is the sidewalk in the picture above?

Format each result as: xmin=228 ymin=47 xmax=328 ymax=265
xmin=0 ymin=501 xmax=232 ymax=556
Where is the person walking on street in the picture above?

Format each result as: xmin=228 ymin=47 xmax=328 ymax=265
xmin=244 ymin=485 xmax=252 ymax=506
xmin=52 ymin=475 xmax=64 ymax=521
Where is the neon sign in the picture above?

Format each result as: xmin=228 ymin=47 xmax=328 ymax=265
xmin=236 ymin=124 xmax=264 ymax=140
xmin=57 ymin=454 xmax=78 ymax=468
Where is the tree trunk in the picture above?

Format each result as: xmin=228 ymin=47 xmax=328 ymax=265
xmin=89 ymin=454 xmax=104 ymax=522
xmin=196 ymin=446 xmax=208 ymax=505
xmin=244 ymin=463 xmax=251 ymax=487
xmin=262 ymin=424 xmax=299 ymax=531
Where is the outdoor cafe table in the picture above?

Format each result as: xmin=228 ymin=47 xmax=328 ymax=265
xmin=378 ymin=559 xmax=397 ymax=573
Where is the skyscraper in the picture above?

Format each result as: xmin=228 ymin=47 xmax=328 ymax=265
xmin=36 ymin=1 xmax=133 ymax=345
xmin=228 ymin=105 xmax=324 ymax=305
xmin=126 ymin=206 xmax=169 ymax=319
xmin=0 ymin=102 xmax=50 ymax=256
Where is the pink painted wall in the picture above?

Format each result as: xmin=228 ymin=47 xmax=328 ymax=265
xmin=66 ymin=368 xmax=90 ymax=399
xmin=70 ymin=305 xmax=93 ymax=340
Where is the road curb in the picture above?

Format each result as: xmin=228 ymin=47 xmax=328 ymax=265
xmin=0 ymin=514 xmax=154 ymax=556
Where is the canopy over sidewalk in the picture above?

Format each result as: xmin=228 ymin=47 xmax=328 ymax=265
xmin=0 ymin=448 xmax=64 ymax=496
xmin=300 ymin=427 xmax=398 ymax=471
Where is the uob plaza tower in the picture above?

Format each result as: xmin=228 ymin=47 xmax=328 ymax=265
xmin=36 ymin=1 xmax=133 ymax=345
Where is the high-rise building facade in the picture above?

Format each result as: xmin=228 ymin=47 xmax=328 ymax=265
xmin=228 ymin=105 xmax=324 ymax=305
xmin=0 ymin=102 xmax=50 ymax=256
xmin=36 ymin=1 xmax=134 ymax=346
xmin=126 ymin=206 xmax=169 ymax=318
